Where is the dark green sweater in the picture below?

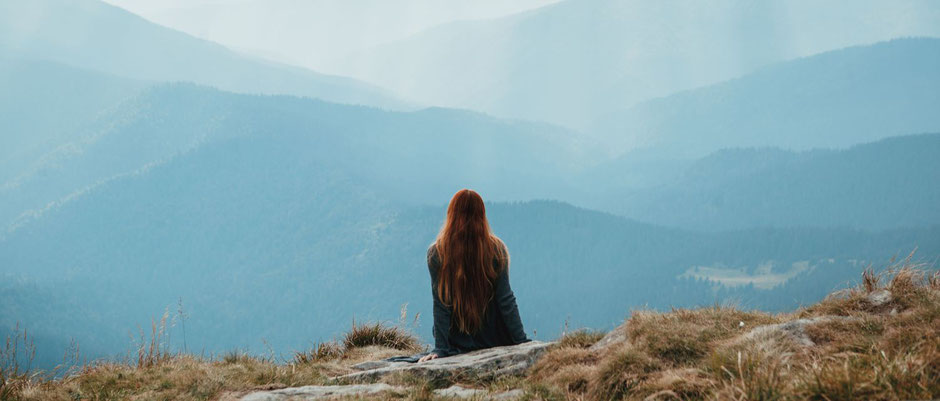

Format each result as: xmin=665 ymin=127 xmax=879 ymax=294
xmin=427 ymin=244 xmax=530 ymax=357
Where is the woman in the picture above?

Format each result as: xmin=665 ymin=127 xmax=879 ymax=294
xmin=418 ymin=189 xmax=529 ymax=362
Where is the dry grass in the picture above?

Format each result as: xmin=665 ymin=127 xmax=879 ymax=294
xmin=292 ymin=341 xmax=343 ymax=365
xmin=1 ymin=324 xmax=38 ymax=400
xmin=14 ymin=353 xmax=332 ymax=401
xmin=4 ymin=321 xmax=421 ymax=401
xmin=5 ymin=263 xmax=937 ymax=400
xmin=135 ymin=312 xmax=173 ymax=369
xmin=557 ymin=329 xmax=606 ymax=349
xmin=628 ymin=306 xmax=780 ymax=366
xmin=343 ymin=321 xmax=421 ymax=352
xmin=531 ymin=262 xmax=939 ymax=400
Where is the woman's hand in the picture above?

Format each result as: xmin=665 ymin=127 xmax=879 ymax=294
xmin=418 ymin=353 xmax=438 ymax=363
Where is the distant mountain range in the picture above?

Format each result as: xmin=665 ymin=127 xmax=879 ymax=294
xmin=1 ymin=79 xmax=937 ymax=368
xmin=335 ymin=0 xmax=940 ymax=128
xmin=580 ymin=133 xmax=940 ymax=231
xmin=0 ymin=78 xmax=589 ymax=235
xmin=4 ymin=148 xmax=936 ymax=365
xmin=591 ymin=38 xmax=940 ymax=157
xmin=0 ymin=58 xmax=145 ymax=184
xmin=0 ymin=0 xmax=410 ymax=110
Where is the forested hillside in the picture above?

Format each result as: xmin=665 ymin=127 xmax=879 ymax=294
xmin=0 ymin=82 xmax=588 ymax=235
xmin=581 ymin=133 xmax=940 ymax=230
xmin=3 ymin=134 xmax=936 ymax=367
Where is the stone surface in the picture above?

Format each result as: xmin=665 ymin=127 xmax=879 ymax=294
xmin=740 ymin=316 xmax=853 ymax=347
xmin=434 ymin=385 xmax=487 ymax=397
xmin=490 ymin=389 xmax=525 ymax=399
xmin=589 ymin=324 xmax=626 ymax=351
xmin=432 ymin=385 xmax=524 ymax=399
xmin=239 ymin=383 xmax=402 ymax=400
xmin=335 ymin=341 xmax=554 ymax=383
xmin=824 ymin=289 xmax=893 ymax=308
xmin=866 ymin=289 xmax=892 ymax=307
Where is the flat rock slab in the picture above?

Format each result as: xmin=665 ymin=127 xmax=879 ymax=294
xmin=239 ymin=383 xmax=402 ymax=400
xmin=433 ymin=385 xmax=524 ymax=399
xmin=335 ymin=341 xmax=554 ymax=383
xmin=740 ymin=316 xmax=854 ymax=347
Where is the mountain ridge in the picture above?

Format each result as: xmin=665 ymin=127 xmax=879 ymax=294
xmin=0 ymin=0 xmax=412 ymax=110
xmin=578 ymin=132 xmax=940 ymax=231
xmin=590 ymin=37 xmax=940 ymax=157
xmin=335 ymin=0 xmax=940 ymax=128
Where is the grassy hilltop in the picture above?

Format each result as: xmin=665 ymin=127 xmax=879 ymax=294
xmin=2 ymin=261 xmax=937 ymax=401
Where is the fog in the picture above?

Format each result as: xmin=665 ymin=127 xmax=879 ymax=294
xmin=101 ymin=0 xmax=559 ymax=71
xmin=1 ymin=0 xmax=939 ymax=370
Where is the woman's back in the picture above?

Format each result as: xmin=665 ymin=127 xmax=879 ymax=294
xmin=427 ymin=242 xmax=529 ymax=357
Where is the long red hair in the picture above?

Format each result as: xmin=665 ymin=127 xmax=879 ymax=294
xmin=434 ymin=189 xmax=508 ymax=334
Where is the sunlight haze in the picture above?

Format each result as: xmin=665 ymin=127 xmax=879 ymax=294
xmin=101 ymin=0 xmax=560 ymax=70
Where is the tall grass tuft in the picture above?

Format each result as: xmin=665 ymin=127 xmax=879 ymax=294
xmin=342 ymin=321 xmax=420 ymax=351
xmin=292 ymin=341 xmax=343 ymax=364
xmin=136 ymin=311 xmax=173 ymax=369
xmin=556 ymin=329 xmax=605 ymax=349
xmin=1 ymin=323 xmax=37 ymax=400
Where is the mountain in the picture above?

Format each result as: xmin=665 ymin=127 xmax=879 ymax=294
xmin=0 ymin=81 xmax=590 ymax=235
xmin=2 ymin=17 xmax=939 ymax=369
xmin=591 ymin=38 xmax=940 ymax=158
xmin=332 ymin=0 xmax=940 ymax=128
xmin=579 ymin=134 xmax=940 ymax=231
xmin=100 ymin=0 xmax=559 ymax=71
xmin=0 ymin=58 xmax=146 ymax=184
xmin=0 ymin=0 xmax=409 ymax=109
xmin=0 ymin=82 xmax=935 ymax=363
xmin=3 ymin=160 xmax=936 ymax=366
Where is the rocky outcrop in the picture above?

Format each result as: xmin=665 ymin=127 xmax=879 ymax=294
xmin=739 ymin=316 xmax=854 ymax=347
xmin=866 ymin=289 xmax=892 ymax=307
xmin=334 ymin=341 xmax=553 ymax=383
xmin=239 ymin=383 xmax=403 ymax=400
xmin=237 ymin=383 xmax=527 ymax=400
xmin=589 ymin=324 xmax=627 ymax=352
xmin=433 ymin=385 xmax=524 ymax=399
xmin=235 ymin=342 xmax=549 ymax=400
xmin=589 ymin=314 xmax=865 ymax=353
xmin=434 ymin=385 xmax=487 ymax=398
xmin=824 ymin=289 xmax=894 ymax=308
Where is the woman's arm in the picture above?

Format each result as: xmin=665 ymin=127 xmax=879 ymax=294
xmin=493 ymin=256 xmax=530 ymax=344
xmin=428 ymin=246 xmax=455 ymax=358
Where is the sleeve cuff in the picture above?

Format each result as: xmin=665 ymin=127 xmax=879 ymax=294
xmin=430 ymin=348 xmax=454 ymax=358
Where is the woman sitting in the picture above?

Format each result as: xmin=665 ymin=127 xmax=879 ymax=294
xmin=418 ymin=189 xmax=530 ymax=362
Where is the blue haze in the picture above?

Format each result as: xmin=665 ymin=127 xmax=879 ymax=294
xmin=0 ymin=0 xmax=938 ymax=370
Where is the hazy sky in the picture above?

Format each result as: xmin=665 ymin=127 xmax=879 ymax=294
xmin=101 ymin=0 xmax=559 ymax=71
